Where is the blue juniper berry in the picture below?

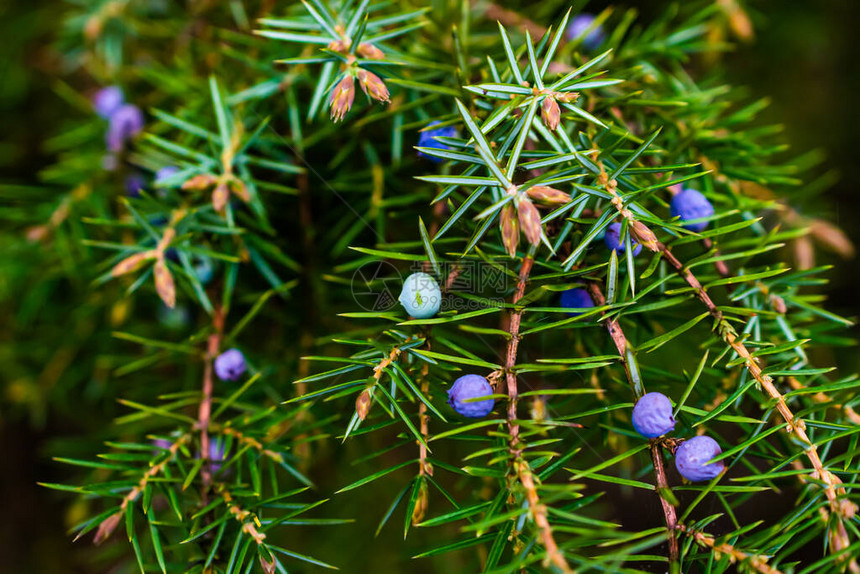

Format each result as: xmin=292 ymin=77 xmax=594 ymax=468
xmin=193 ymin=254 xmax=216 ymax=285
xmin=447 ymin=374 xmax=495 ymax=418
xmin=670 ymin=188 xmax=715 ymax=232
xmin=675 ymin=435 xmax=725 ymax=482
xmin=209 ymin=438 xmax=226 ymax=472
xmin=398 ymin=272 xmax=442 ymax=319
xmin=559 ymin=288 xmax=594 ymax=317
xmin=417 ymin=121 xmax=457 ymax=163
xmin=566 ymin=13 xmax=605 ymax=50
xmin=106 ymin=104 xmax=144 ymax=152
xmin=93 ymin=86 xmax=124 ymax=119
xmin=155 ymin=165 xmax=180 ymax=185
xmin=124 ymin=172 xmax=147 ymax=198
xmin=604 ymin=222 xmax=643 ymax=256
xmin=631 ymin=392 xmax=676 ymax=438
xmin=214 ymin=348 xmax=246 ymax=381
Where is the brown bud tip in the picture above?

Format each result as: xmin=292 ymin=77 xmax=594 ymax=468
xmin=259 ymin=555 xmax=276 ymax=574
xmin=327 ymin=39 xmax=351 ymax=53
xmin=629 ymin=220 xmax=659 ymax=252
xmin=357 ymin=43 xmax=384 ymax=60
xmin=356 ymin=387 xmax=373 ymax=420
xmin=540 ymin=96 xmax=560 ymax=131
xmin=411 ymin=481 xmax=429 ymax=526
xmin=154 ymin=258 xmax=176 ymax=308
xmin=809 ymin=219 xmax=855 ymax=258
xmin=182 ymin=174 xmax=218 ymax=191
xmin=526 ymin=185 xmax=571 ymax=206
xmin=356 ymin=68 xmax=390 ymax=103
xmin=330 ymin=75 xmax=355 ymax=122
xmin=517 ymin=199 xmax=542 ymax=246
xmin=771 ymin=295 xmax=787 ymax=315
xmin=212 ymin=181 xmax=229 ymax=212
xmin=26 ymin=225 xmax=48 ymax=242
xmin=111 ymin=250 xmax=156 ymax=277
xmin=500 ymin=204 xmax=520 ymax=258
xmin=227 ymin=176 xmax=251 ymax=203
xmin=93 ymin=512 xmax=122 ymax=545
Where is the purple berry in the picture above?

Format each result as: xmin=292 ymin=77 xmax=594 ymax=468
xmin=106 ymin=104 xmax=144 ymax=152
xmin=447 ymin=374 xmax=494 ymax=418
xmin=125 ymin=173 xmax=147 ymax=198
xmin=670 ymin=188 xmax=714 ymax=232
xmin=604 ymin=222 xmax=642 ymax=256
xmin=675 ymin=435 xmax=725 ymax=482
xmin=93 ymin=86 xmax=124 ymax=119
xmin=209 ymin=439 xmax=226 ymax=472
xmin=417 ymin=121 xmax=457 ymax=163
xmin=152 ymin=438 xmax=172 ymax=451
xmin=566 ymin=14 xmax=605 ymax=50
xmin=155 ymin=166 xmax=180 ymax=184
xmin=559 ymin=288 xmax=594 ymax=317
xmin=631 ymin=392 xmax=675 ymax=438
xmin=214 ymin=348 xmax=246 ymax=381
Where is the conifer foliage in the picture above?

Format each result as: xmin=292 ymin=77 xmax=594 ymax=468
xmin=13 ymin=0 xmax=859 ymax=572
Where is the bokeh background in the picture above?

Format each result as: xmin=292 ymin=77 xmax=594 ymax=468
xmin=1 ymin=1 xmax=857 ymax=571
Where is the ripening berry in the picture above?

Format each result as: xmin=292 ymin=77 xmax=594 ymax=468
xmin=670 ymin=188 xmax=714 ymax=232
xmin=214 ymin=348 xmax=246 ymax=381
xmin=631 ymin=392 xmax=675 ymax=438
xmin=398 ymin=272 xmax=442 ymax=319
xmin=560 ymin=288 xmax=594 ymax=317
xmin=417 ymin=121 xmax=457 ymax=163
xmin=447 ymin=374 xmax=494 ymax=418
xmin=566 ymin=13 xmax=605 ymax=50
xmin=209 ymin=439 xmax=226 ymax=472
xmin=93 ymin=86 xmax=124 ymax=119
xmin=675 ymin=435 xmax=725 ymax=482
xmin=155 ymin=166 xmax=180 ymax=184
xmin=193 ymin=254 xmax=215 ymax=285
xmin=106 ymin=104 xmax=144 ymax=152
xmin=125 ymin=173 xmax=146 ymax=198
xmin=604 ymin=222 xmax=643 ymax=256
xmin=157 ymin=303 xmax=190 ymax=330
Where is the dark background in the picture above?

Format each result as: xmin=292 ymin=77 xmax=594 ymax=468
xmin=0 ymin=1 xmax=858 ymax=572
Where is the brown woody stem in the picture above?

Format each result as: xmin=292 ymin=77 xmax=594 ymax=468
xmin=502 ymin=255 xmax=574 ymax=573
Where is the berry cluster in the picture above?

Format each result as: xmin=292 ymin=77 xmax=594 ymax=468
xmin=632 ymin=391 xmax=725 ymax=482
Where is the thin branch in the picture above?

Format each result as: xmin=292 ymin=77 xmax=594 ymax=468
xmin=584 ymin=282 xmax=680 ymax=566
xmin=502 ymin=254 xmax=574 ymax=574
xmin=90 ymin=434 xmax=191 ymax=544
xmin=679 ymin=524 xmax=782 ymax=574
xmin=197 ymin=305 xmax=225 ymax=500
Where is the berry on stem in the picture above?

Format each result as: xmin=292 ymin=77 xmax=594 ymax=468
xmin=214 ymin=348 xmax=246 ymax=381
xmin=604 ymin=222 xmax=643 ymax=256
xmin=447 ymin=374 xmax=494 ymax=418
xmin=398 ymin=272 xmax=442 ymax=319
xmin=417 ymin=121 xmax=457 ymax=163
xmin=631 ymin=392 xmax=675 ymax=438
xmin=670 ymin=188 xmax=715 ymax=232
xmin=675 ymin=435 xmax=725 ymax=482
xmin=566 ymin=13 xmax=605 ymax=50
xmin=93 ymin=86 xmax=124 ymax=119
xmin=559 ymin=288 xmax=594 ymax=317
xmin=106 ymin=104 xmax=144 ymax=152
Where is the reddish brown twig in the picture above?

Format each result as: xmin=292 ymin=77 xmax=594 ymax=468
xmin=502 ymin=255 xmax=574 ymax=573
xmin=584 ymin=282 xmax=679 ymax=565
xmin=679 ymin=524 xmax=782 ymax=574
xmin=198 ymin=306 xmax=225 ymax=500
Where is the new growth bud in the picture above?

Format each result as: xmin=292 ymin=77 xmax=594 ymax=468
xmin=357 ymin=43 xmax=384 ymax=60
xmin=526 ymin=185 xmax=571 ymax=206
xmin=517 ymin=198 xmax=542 ymax=246
xmin=541 ymin=96 xmax=560 ymax=131
xmin=500 ymin=204 xmax=520 ymax=257
xmin=330 ymin=75 xmax=356 ymax=122
xmin=356 ymin=387 xmax=373 ymax=420
xmin=356 ymin=68 xmax=390 ymax=103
